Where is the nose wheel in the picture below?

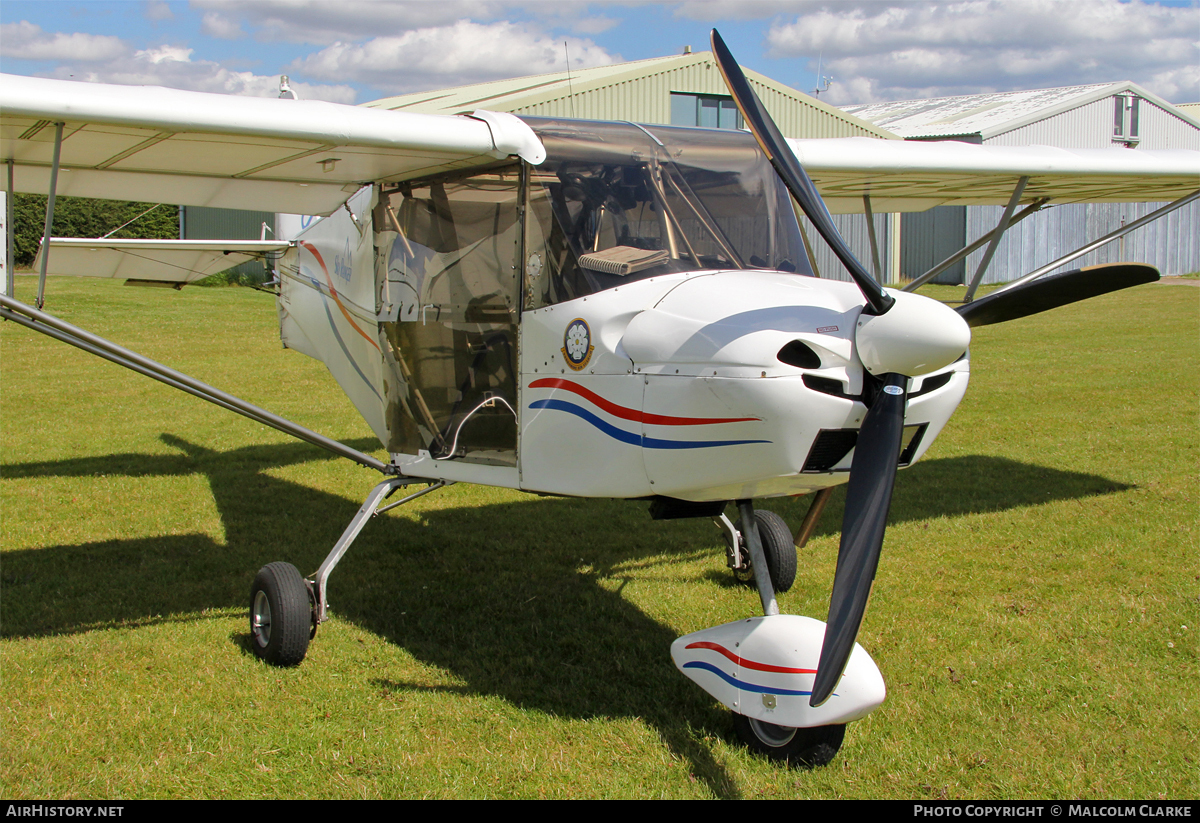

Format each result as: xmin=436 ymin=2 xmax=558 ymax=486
xmin=732 ymin=714 xmax=845 ymax=768
xmin=722 ymin=509 xmax=797 ymax=593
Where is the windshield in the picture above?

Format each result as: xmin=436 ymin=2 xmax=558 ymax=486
xmin=520 ymin=117 xmax=810 ymax=309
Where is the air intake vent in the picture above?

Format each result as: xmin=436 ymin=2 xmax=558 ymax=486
xmin=803 ymin=374 xmax=858 ymax=400
xmin=777 ymin=340 xmax=821 ymax=369
xmin=909 ymin=372 xmax=952 ymax=399
xmin=803 ymin=424 xmax=929 ymax=473
xmin=802 ymin=429 xmax=859 ymax=472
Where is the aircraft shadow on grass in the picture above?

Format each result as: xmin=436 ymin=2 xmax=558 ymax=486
xmin=2 ymin=434 xmax=1132 ymax=793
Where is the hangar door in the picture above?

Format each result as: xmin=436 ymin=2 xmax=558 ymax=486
xmin=901 ymin=205 xmax=966 ymax=285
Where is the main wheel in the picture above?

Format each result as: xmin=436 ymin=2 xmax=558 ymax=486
xmin=732 ymin=713 xmax=845 ymax=768
xmin=250 ymin=562 xmax=311 ymax=667
xmin=734 ymin=510 xmax=798 ymax=593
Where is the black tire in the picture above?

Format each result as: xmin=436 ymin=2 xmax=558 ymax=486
xmin=732 ymin=713 xmax=845 ymax=768
xmin=250 ymin=562 xmax=311 ymax=667
xmin=735 ymin=510 xmax=797 ymax=593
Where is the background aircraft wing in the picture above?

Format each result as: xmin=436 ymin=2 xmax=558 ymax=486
xmin=788 ymin=136 xmax=1200 ymax=214
xmin=1 ymin=74 xmax=545 ymax=216
xmin=32 ymin=238 xmax=292 ymax=284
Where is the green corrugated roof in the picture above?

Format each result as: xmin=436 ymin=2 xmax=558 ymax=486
xmin=364 ymin=52 xmax=897 ymax=141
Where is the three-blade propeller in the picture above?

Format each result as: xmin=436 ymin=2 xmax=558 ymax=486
xmin=710 ymin=29 xmax=1159 ymax=708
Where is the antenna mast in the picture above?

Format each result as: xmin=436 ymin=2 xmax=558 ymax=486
xmin=812 ymin=53 xmax=833 ymax=97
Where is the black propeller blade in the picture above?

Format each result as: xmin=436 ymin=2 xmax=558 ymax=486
xmin=957 ymin=263 xmax=1160 ymax=327
xmin=709 ymin=29 xmax=894 ymax=318
xmin=709 ymin=28 xmax=911 ymax=707
xmin=810 ymin=374 xmax=907 ymax=706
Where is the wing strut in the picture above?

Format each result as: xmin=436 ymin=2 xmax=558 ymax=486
xmin=36 ymin=122 xmax=65 ymax=309
xmin=989 ymin=188 xmax=1200 ymax=297
xmin=0 ymin=294 xmax=395 ymax=475
xmin=963 ymin=176 xmax=1028 ymax=301
xmin=5 ymin=160 xmax=14 ymax=299
xmin=902 ymin=197 xmax=1048 ymax=293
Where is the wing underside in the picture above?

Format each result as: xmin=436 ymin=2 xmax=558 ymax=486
xmin=1 ymin=74 xmax=546 ymax=216
xmin=788 ymin=137 xmax=1200 ymax=214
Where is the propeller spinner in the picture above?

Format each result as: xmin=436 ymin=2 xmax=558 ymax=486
xmin=710 ymin=29 xmax=970 ymax=707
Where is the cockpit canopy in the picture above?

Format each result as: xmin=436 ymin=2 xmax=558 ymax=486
xmin=521 ymin=117 xmax=811 ymax=308
xmin=376 ymin=119 xmax=812 ymax=463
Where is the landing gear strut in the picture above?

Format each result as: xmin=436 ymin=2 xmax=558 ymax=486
xmin=249 ymin=476 xmax=453 ymax=667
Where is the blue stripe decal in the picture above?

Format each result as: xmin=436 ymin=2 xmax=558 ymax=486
xmin=682 ymin=661 xmax=815 ymax=696
xmin=528 ymin=399 xmax=770 ymax=449
xmin=312 ymin=277 xmax=383 ymax=404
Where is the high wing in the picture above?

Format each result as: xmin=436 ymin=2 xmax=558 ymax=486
xmin=4 ymin=72 xmax=1194 ymax=220
xmin=786 ymin=136 xmax=1200 ymax=214
xmin=1 ymin=74 xmax=546 ymax=215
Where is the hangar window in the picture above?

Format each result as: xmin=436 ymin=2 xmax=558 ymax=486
xmin=1113 ymin=95 xmax=1140 ymax=145
xmin=670 ymin=92 xmax=743 ymax=130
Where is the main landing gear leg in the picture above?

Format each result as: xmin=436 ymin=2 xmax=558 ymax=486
xmin=249 ymin=476 xmax=454 ymax=667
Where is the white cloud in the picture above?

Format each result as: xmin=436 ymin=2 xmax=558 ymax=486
xmin=290 ymin=19 xmax=620 ymax=94
xmin=674 ymin=1 xmax=819 ymax=20
xmin=53 ymin=57 xmax=359 ymax=104
xmin=766 ymin=0 xmax=1200 ymax=104
xmin=201 ymin=12 xmax=246 ymax=40
xmin=3 ymin=24 xmax=357 ymax=104
xmin=0 ymin=21 xmax=126 ymax=62
xmin=192 ymin=0 xmax=505 ymax=44
xmin=135 ymin=45 xmax=194 ymax=64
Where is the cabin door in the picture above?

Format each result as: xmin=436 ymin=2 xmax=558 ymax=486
xmin=376 ymin=166 xmax=522 ymax=467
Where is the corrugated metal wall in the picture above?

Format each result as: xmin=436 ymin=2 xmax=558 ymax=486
xmin=964 ymin=199 xmax=1200 ymax=281
xmin=509 ymin=62 xmax=885 ymax=140
xmin=987 ymin=98 xmax=1114 ymax=148
xmin=182 ymin=206 xmax=275 ymax=281
xmin=798 ymin=212 xmax=893 ymax=283
xmin=988 ymin=96 xmax=1200 ymax=150
xmin=918 ymin=93 xmax=1200 ymax=282
xmin=988 ymin=97 xmax=1200 ymax=151
xmin=901 ymin=206 xmax=967 ymax=283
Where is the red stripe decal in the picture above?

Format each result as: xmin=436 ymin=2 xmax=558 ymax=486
xmin=300 ymin=241 xmax=381 ymax=352
xmin=685 ymin=641 xmax=818 ymax=674
xmin=529 ymin=378 xmax=759 ymax=425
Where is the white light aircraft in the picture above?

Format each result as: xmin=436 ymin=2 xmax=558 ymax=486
xmin=2 ymin=31 xmax=1196 ymax=768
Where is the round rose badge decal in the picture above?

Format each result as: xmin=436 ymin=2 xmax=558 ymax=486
xmin=562 ymin=318 xmax=594 ymax=371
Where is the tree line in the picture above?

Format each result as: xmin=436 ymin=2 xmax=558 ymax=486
xmin=11 ymin=194 xmax=178 ymax=268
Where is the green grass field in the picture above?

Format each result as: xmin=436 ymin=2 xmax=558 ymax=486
xmin=2 ymin=276 xmax=1196 ymax=799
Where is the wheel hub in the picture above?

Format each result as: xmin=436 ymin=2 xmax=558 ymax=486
xmin=749 ymin=717 xmax=798 ymax=748
xmin=251 ymin=590 xmax=272 ymax=648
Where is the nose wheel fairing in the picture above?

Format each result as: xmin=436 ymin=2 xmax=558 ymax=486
xmin=671 ymin=614 xmax=886 ymax=729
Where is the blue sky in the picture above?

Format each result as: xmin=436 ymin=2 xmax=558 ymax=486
xmin=1 ymin=1 xmax=1196 ymax=106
